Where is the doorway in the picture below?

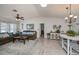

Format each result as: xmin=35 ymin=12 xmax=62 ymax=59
xmin=40 ymin=23 xmax=44 ymax=38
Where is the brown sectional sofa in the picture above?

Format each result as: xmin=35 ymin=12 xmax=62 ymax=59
xmin=0 ymin=30 xmax=37 ymax=45
xmin=0 ymin=33 xmax=13 ymax=45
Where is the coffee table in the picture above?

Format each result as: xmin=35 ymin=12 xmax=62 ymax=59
xmin=13 ymin=36 xmax=28 ymax=44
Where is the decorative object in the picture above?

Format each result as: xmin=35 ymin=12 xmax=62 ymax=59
xmin=56 ymin=29 xmax=60 ymax=33
xmin=53 ymin=25 xmax=61 ymax=33
xmin=56 ymin=25 xmax=61 ymax=33
xmin=66 ymin=30 xmax=77 ymax=36
xmin=26 ymin=24 xmax=34 ymax=30
xmin=48 ymin=25 xmax=61 ymax=40
xmin=65 ymin=4 xmax=78 ymax=30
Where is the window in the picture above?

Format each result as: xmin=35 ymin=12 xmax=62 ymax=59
xmin=9 ymin=23 xmax=16 ymax=33
xmin=0 ymin=23 xmax=8 ymax=33
xmin=9 ymin=24 xmax=14 ymax=32
xmin=0 ymin=22 xmax=16 ymax=33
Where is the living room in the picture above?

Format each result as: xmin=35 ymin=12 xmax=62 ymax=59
xmin=0 ymin=0 xmax=79 ymax=57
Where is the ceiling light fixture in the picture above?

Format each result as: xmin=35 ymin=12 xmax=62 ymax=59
xmin=13 ymin=9 xmax=24 ymax=21
xmin=40 ymin=4 xmax=47 ymax=7
xmin=65 ymin=4 xmax=78 ymax=30
xmin=16 ymin=14 xmax=24 ymax=21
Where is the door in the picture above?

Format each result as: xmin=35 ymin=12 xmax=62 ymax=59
xmin=40 ymin=23 xmax=44 ymax=38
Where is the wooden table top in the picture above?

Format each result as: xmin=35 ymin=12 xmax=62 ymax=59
xmin=14 ymin=36 xmax=28 ymax=39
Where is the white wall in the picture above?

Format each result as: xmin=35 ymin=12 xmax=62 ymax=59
xmin=19 ymin=17 xmax=79 ymax=38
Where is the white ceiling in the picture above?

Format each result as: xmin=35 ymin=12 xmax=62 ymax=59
xmin=0 ymin=4 xmax=79 ymax=22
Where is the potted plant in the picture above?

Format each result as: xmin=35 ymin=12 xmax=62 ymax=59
xmin=56 ymin=29 xmax=60 ymax=33
xmin=66 ymin=30 xmax=76 ymax=37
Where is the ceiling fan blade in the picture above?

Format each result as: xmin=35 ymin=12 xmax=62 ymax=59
xmin=21 ymin=19 xmax=24 ymax=20
xmin=21 ymin=17 xmax=24 ymax=20
xmin=13 ymin=9 xmax=17 ymax=12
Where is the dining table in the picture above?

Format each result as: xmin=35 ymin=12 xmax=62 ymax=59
xmin=60 ymin=34 xmax=79 ymax=55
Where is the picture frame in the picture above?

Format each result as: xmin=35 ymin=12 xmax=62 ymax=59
xmin=26 ymin=24 xmax=34 ymax=30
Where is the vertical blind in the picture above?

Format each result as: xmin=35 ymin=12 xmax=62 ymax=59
xmin=0 ymin=23 xmax=8 ymax=32
xmin=0 ymin=22 xmax=16 ymax=33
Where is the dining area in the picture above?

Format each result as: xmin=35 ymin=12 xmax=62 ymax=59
xmin=60 ymin=34 xmax=79 ymax=55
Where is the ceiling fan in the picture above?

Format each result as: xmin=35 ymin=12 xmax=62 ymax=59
xmin=13 ymin=9 xmax=24 ymax=21
xmin=16 ymin=14 xmax=24 ymax=21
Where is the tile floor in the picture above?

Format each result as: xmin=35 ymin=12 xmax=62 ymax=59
xmin=0 ymin=38 xmax=66 ymax=55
